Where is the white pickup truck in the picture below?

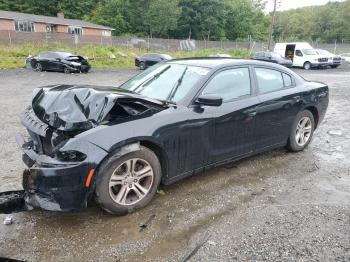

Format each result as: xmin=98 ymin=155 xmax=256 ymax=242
xmin=274 ymin=42 xmax=329 ymax=70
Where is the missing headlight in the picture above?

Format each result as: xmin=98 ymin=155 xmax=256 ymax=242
xmin=56 ymin=150 xmax=86 ymax=162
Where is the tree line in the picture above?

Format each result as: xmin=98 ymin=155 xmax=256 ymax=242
xmin=273 ymin=0 xmax=350 ymax=43
xmin=0 ymin=0 xmax=349 ymax=43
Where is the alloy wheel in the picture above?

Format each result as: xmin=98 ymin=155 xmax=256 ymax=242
xmin=108 ymin=158 xmax=154 ymax=206
xmin=295 ymin=116 xmax=312 ymax=146
xmin=35 ymin=63 xmax=42 ymax=72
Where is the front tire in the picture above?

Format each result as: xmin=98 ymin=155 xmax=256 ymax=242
xmin=64 ymin=67 xmax=71 ymax=74
xmin=95 ymin=146 xmax=161 ymax=215
xmin=287 ymin=110 xmax=315 ymax=152
xmin=139 ymin=61 xmax=146 ymax=70
xmin=34 ymin=62 xmax=42 ymax=72
xmin=303 ymin=62 xmax=311 ymax=70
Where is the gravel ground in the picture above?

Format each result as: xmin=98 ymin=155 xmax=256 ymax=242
xmin=0 ymin=64 xmax=349 ymax=261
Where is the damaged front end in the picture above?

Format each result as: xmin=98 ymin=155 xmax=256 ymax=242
xmin=7 ymin=85 xmax=166 ymax=213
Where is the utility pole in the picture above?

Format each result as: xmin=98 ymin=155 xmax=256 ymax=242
xmin=267 ymin=0 xmax=277 ymax=51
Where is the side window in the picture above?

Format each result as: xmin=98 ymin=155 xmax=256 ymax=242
xmin=202 ymin=68 xmax=251 ymax=102
xmin=282 ymin=73 xmax=293 ymax=87
xmin=295 ymin=50 xmax=303 ymax=56
xmin=255 ymin=68 xmax=284 ymax=93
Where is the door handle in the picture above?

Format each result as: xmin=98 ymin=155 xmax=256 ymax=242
xmin=245 ymin=110 xmax=257 ymax=117
xmin=293 ymin=96 xmax=301 ymax=102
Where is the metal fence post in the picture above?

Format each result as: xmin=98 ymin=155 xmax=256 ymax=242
xmin=8 ymin=30 xmax=12 ymax=46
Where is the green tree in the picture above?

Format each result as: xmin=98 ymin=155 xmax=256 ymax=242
xmin=87 ymin=0 xmax=130 ymax=35
xmin=176 ymin=0 xmax=225 ymax=40
xmin=145 ymin=0 xmax=180 ymax=38
xmin=58 ymin=0 xmax=98 ymax=19
xmin=224 ymin=0 xmax=269 ymax=41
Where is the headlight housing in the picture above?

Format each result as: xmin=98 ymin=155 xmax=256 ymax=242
xmin=56 ymin=150 xmax=86 ymax=162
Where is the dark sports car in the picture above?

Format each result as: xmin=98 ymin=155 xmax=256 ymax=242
xmin=16 ymin=58 xmax=328 ymax=215
xmin=135 ymin=53 xmax=172 ymax=70
xmin=26 ymin=51 xmax=91 ymax=73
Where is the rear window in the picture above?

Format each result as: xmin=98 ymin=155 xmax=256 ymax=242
xmin=282 ymin=73 xmax=293 ymax=87
xmin=255 ymin=68 xmax=293 ymax=93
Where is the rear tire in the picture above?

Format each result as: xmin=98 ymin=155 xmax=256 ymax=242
xmin=303 ymin=62 xmax=311 ymax=70
xmin=287 ymin=110 xmax=315 ymax=152
xmin=95 ymin=146 xmax=161 ymax=215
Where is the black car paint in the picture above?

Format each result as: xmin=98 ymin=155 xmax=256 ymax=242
xmin=16 ymin=59 xmax=329 ymax=212
xmin=252 ymin=51 xmax=293 ymax=67
xmin=29 ymin=52 xmax=91 ymax=73
xmin=135 ymin=54 xmax=172 ymax=69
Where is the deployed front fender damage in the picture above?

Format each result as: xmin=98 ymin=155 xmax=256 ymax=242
xmin=2 ymin=85 xmax=166 ymax=213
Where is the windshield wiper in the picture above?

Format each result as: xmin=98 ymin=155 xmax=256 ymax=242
xmin=166 ymin=66 xmax=188 ymax=101
xmin=133 ymin=65 xmax=171 ymax=93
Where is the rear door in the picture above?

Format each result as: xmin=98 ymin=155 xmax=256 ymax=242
xmin=198 ymin=67 xmax=259 ymax=163
xmin=253 ymin=67 xmax=304 ymax=150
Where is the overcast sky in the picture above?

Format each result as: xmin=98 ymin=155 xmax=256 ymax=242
xmin=265 ymin=0 xmax=344 ymax=12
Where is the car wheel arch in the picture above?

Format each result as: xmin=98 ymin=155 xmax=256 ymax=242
xmin=89 ymin=139 xmax=168 ymax=193
xmin=304 ymin=106 xmax=319 ymax=128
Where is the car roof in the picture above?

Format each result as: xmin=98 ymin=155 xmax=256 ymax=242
xmin=39 ymin=51 xmax=72 ymax=56
xmin=168 ymin=58 xmax=287 ymax=69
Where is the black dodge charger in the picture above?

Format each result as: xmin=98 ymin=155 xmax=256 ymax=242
xmin=27 ymin=51 xmax=91 ymax=73
xmin=16 ymin=58 xmax=328 ymax=215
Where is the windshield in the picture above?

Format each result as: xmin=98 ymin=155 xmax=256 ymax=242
xmin=120 ymin=63 xmax=209 ymax=102
xmin=302 ymin=49 xmax=317 ymax=55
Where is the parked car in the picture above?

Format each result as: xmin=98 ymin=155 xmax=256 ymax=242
xmin=16 ymin=59 xmax=328 ymax=215
xmin=135 ymin=53 xmax=172 ymax=70
xmin=251 ymin=51 xmax=293 ymax=67
xmin=208 ymin=54 xmax=232 ymax=58
xmin=274 ymin=42 xmax=328 ymax=69
xmin=315 ymin=49 xmax=342 ymax=68
xmin=340 ymin=53 xmax=350 ymax=63
xmin=26 ymin=51 xmax=90 ymax=73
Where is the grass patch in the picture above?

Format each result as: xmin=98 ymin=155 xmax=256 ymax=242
xmin=0 ymin=43 xmax=251 ymax=69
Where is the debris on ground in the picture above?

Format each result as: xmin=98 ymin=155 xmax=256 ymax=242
xmin=139 ymin=214 xmax=156 ymax=232
xmin=328 ymin=129 xmax=343 ymax=136
xmin=182 ymin=233 xmax=211 ymax=262
xmin=3 ymin=216 xmax=13 ymax=225
xmin=0 ymin=190 xmax=26 ymax=214
xmin=167 ymin=212 xmax=176 ymax=223
xmin=308 ymin=161 xmax=320 ymax=172
xmin=156 ymin=189 xmax=166 ymax=196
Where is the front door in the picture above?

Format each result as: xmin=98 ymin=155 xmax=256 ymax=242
xmin=198 ymin=67 xmax=258 ymax=163
xmin=293 ymin=49 xmax=304 ymax=67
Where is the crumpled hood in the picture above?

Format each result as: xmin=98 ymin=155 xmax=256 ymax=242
xmin=31 ymin=85 xmax=165 ymax=131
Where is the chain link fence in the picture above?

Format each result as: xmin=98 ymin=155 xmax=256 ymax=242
xmin=0 ymin=30 xmax=350 ymax=53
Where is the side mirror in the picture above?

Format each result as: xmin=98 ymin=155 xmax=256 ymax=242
xmin=196 ymin=94 xmax=223 ymax=107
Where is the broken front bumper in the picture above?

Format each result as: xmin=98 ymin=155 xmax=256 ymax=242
xmin=16 ymin=134 xmax=107 ymax=212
